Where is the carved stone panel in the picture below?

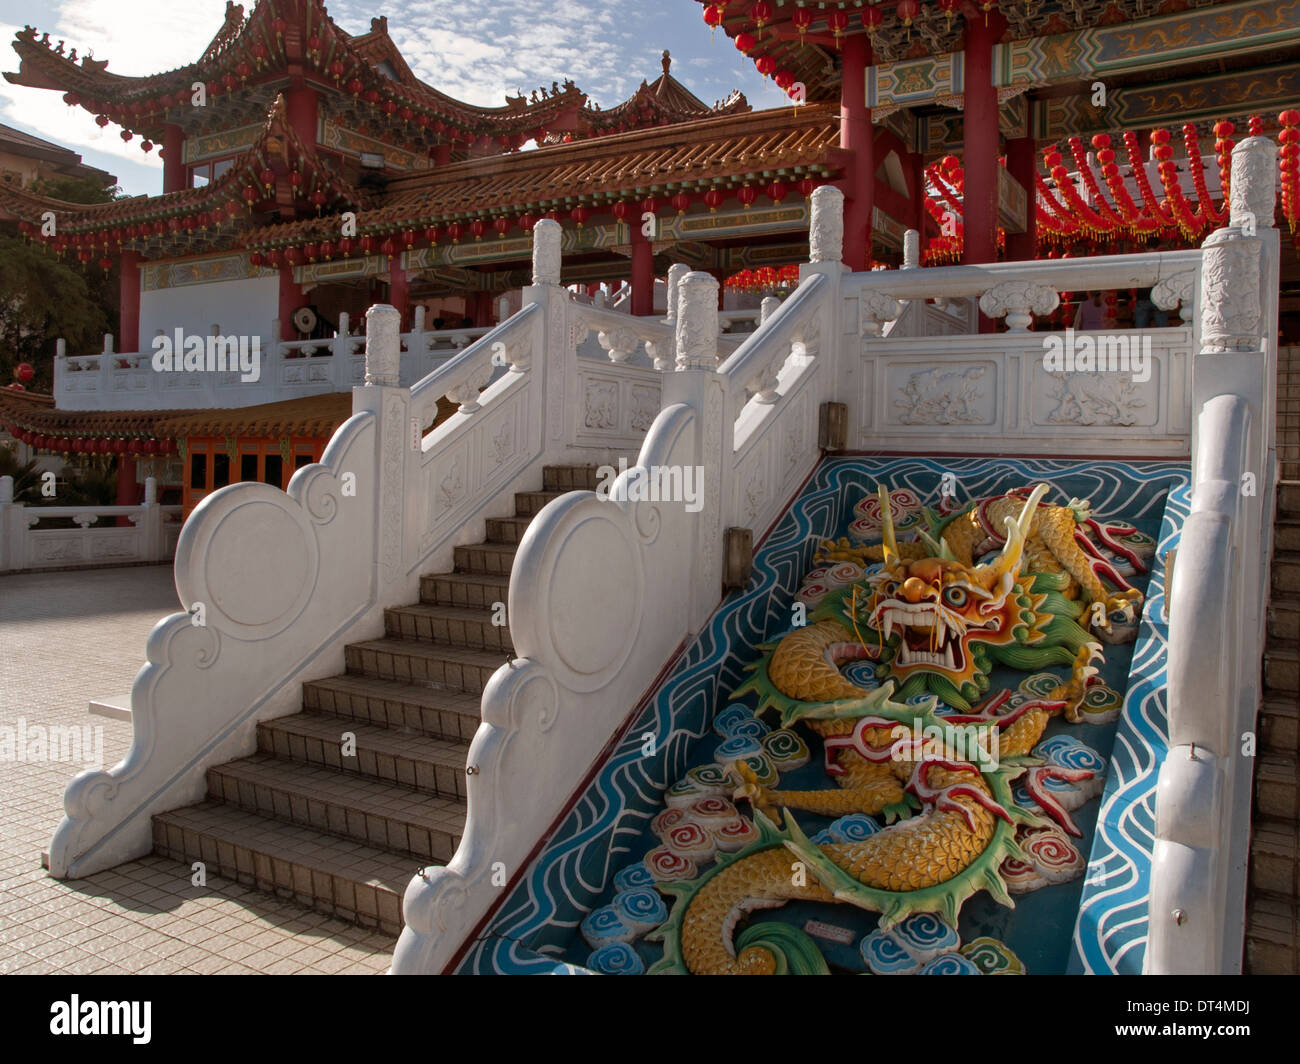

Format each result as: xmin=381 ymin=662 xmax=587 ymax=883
xmin=887 ymin=362 xmax=996 ymax=427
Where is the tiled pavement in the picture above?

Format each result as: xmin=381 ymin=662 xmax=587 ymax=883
xmin=0 ymin=566 xmax=395 ymax=975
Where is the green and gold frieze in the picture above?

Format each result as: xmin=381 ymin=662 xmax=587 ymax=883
xmin=141 ymin=252 xmax=257 ymax=290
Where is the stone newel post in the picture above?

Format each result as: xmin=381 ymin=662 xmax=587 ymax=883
xmin=675 ymin=272 xmax=720 ymax=370
xmin=364 ymin=304 xmax=402 ymax=386
xmin=532 ymin=218 xmax=562 ymax=286
xmin=808 ymin=185 xmax=844 ymax=264
xmin=1199 ymin=136 xmax=1276 ymax=354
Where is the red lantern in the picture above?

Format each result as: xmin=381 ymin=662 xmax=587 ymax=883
xmin=827 ymin=10 xmax=849 ymax=40
xmin=610 ymin=201 xmax=629 ymax=222
xmin=307 ymin=35 xmax=321 ymax=52
xmin=570 ymin=206 xmax=589 ymax=227
xmin=359 ymin=236 xmax=374 ymax=254
xmin=774 ymin=70 xmax=795 ymax=91
xmin=703 ymin=3 xmax=725 ymax=30
xmin=15 ymin=362 xmax=34 ymax=383
xmin=95 ymin=114 xmax=109 ymax=127
xmin=792 ymin=7 xmax=814 ymax=38
xmin=249 ymin=251 xmax=264 ymax=268
xmin=337 ymin=238 xmax=353 ymax=257
xmin=751 ymin=1 xmax=773 ymax=32
xmin=319 ymin=240 xmax=336 ymax=259
xmin=469 ymin=219 xmax=486 ymax=240
xmin=734 ymin=32 xmax=757 ymax=55
xmin=897 ymin=0 xmax=921 ymax=28
xmin=737 ymin=185 xmax=758 ymax=207
xmin=518 ymin=213 xmax=537 ymax=232
xmin=765 ymin=180 xmax=787 ymax=204
xmin=303 ymin=242 xmax=320 ymax=262
xmin=704 ymin=188 xmax=725 ymax=211
xmin=754 ymin=55 xmax=776 ymax=77
xmin=671 ymin=192 xmax=691 ymax=214
xmin=493 ymin=217 xmax=511 ymax=238
xmin=797 ymin=177 xmax=816 ymax=198
xmin=446 ymin=222 xmax=463 ymax=243
xmin=403 ymin=230 xmax=417 ymax=248
xmin=379 ymin=238 xmax=396 ymax=256
xmin=330 ymin=60 xmax=346 ymax=79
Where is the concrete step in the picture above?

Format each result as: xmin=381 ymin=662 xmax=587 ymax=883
xmin=206 ymin=754 xmax=465 ymax=863
xmin=345 ymin=636 xmax=505 ymax=694
xmin=1261 ymin=697 xmax=1300 ymax=757
xmin=302 ymin=674 xmax=482 ymax=743
xmin=452 ymin=541 xmax=519 ymax=577
xmin=485 ymin=515 xmax=532 ymax=545
xmin=419 ymin=570 xmax=510 ymax=610
xmin=1273 ymin=551 xmax=1300 ymax=595
xmin=153 ymin=801 xmax=413 ymax=936
xmin=543 ymin=464 xmax=601 ymax=492
xmin=515 ymin=490 xmax=565 ymax=518
xmin=257 ymin=713 xmax=471 ymax=802
xmin=1268 ymin=600 xmax=1300 ymax=643
xmin=1249 ymin=817 xmax=1300 ymax=898
xmin=1265 ymin=645 xmax=1300 ymax=694
xmin=1244 ymin=892 xmax=1299 ymax=974
xmin=1280 ymin=482 xmax=1300 ymax=518
xmin=1255 ymin=753 xmax=1300 ymax=822
xmin=383 ymin=602 xmax=513 ymax=654
xmin=1276 ymin=519 xmax=1300 ymax=553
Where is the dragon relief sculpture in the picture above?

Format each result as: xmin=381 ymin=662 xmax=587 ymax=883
xmin=643 ymin=483 xmax=1147 ymax=975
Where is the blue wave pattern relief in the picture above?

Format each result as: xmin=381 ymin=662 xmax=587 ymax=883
xmin=456 ymin=457 xmax=1190 ymax=974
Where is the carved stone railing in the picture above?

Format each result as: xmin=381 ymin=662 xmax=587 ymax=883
xmin=46 ymin=218 xmax=664 ymax=881
xmin=844 ymin=244 xmax=1205 ymax=457
xmin=55 ymin=312 xmax=494 ymax=411
xmin=1147 ymin=134 xmax=1280 ymax=975
xmin=0 ymin=475 xmax=180 ymax=573
xmin=391 ymin=191 xmax=849 ymax=973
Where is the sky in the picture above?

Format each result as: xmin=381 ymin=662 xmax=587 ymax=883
xmin=0 ymin=0 xmax=793 ymax=196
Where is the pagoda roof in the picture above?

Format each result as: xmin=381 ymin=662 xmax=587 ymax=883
xmin=6 ymin=2 xmax=591 ymax=150
xmin=1 ymin=100 xmax=364 ymax=257
xmin=153 ymin=392 xmax=355 ymax=439
xmin=0 ymin=387 xmax=195 ymax=440
xmin=245 ymin=103 xmax=840 ymax=246
xmin=566 ymin=50 xmax=748 ymax=140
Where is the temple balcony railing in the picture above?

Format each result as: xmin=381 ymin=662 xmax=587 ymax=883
xmin=0 ymin=475 xmax=181 ymax=573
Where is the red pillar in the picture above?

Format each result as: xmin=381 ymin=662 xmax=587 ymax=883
xmin=119 ymin=250 xmax=141 ymax=352
xmin=1004 ymin=128 xmax=1037 ymax=261
xmin=840 ymin=33 xmax=873 ymax=271
xmin=161 ymin=124 xmax=186 ymax=193
xmin=286 ymin=85 xmax=318 ymax=150
xmin=115 ymin=454 xmax=138 ymax=525
xmin=907 ymin=151 xmax=927 ymax=234
xmin=631 ymin=225 xmax=654 ymax=316
xmin=279 ymin=267 xmax=304 ymax=340
xmin=961 ymin=13 xmax=1006 ymax=267
xmin=434 ymin=142 xmax=451 ymax=166
xmin=388 ymin=257 xmax=409 ymax=329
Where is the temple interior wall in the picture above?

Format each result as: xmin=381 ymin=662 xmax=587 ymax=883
xmin=139 ymin=275 xmax=280 ymax=349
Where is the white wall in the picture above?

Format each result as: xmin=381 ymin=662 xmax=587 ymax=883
xmin=139 ymin=275 xmax=280 ymax=352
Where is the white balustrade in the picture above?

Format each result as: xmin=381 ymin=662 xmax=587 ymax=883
xmin=0 ymin=476 xmax=180 ymax=573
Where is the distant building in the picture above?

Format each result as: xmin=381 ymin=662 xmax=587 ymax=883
xmin=0 ymin=120 xmax=115 ymax=189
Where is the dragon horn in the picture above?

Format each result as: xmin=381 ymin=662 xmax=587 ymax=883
xmin=878 ymin=484 xmax=898 ymax=565
xmin=977 ymin=482 xmax=1049 ymax=585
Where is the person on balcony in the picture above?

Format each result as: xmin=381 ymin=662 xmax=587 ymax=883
xmin=1074 ymin=291 xmax=1111 ymax=331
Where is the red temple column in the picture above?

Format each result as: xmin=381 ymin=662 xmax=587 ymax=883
xmin=1004 ymin=128 xmax=1037 ymax=261
xmin=115 ymin=455 xmax=138 ymax=525
xmin=286 ymin=85 xmax=319 ymax=151
xmin=961 ymin=13 xmax=1006 ymax=267
xmin=434 ymin=142 xmax=451 ymax=166
xmin=161 ymin=124 xmax=186 ymax=193
xmin=631 ymin=224 xmax=654 ymax=316
xmin=840 ymin=33 xmax=873 ymax=271
xmin=278 ymin=267 xmax=304 ymax=341
xmin=119 ymin=250 xmax=141 ymax=352
xmin=388 ymin=257 xmax=409 ymax=329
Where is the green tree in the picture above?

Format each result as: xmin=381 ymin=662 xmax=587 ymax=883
xmin=29 ymin=174 xmax=123 ymax=205
xmin=0 ymin=234 xmax=112 ymax=391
